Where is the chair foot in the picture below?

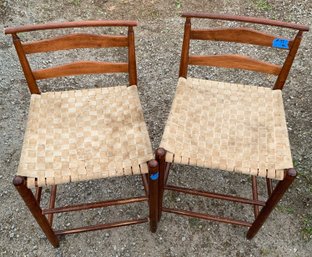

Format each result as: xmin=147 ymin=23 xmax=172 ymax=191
xmin=148 ymin=160 xmax=159 ymax=232
xmin=246 ymin=169 xmax=296 ymax=239
xmin=13 ymin=176 xmax=60 ymax=247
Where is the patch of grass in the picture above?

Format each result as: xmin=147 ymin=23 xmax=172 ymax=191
xmin=175 ymin=0 xmax=182 ymax=9
xmin=71 ymin=0 xmax=81 ymax=6
xmin=259 ymin=248 xmax=271 ymax=256
xmin=277 ymin=204 xmax=295 ymax=214
xmin=255 ymin=0 xmax=272 ymax=11
xmin=188 ymin=217 xmax=200 ymax=228
xmin=302 ymin=214 xmax=312 ymax=240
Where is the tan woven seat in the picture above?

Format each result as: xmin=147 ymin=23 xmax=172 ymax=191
xmin=160 ymin=77 xmax=293 ymax=180
xmin=5 ymin=20 xmax=160 ymax=247
xmin=156 ymin=13 xmax=309 ymax=240
xmin=19 ymin=86 xmax=153 ymax=188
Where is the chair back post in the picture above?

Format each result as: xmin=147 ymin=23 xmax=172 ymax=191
xmin=127 ymin=26 xmax=137 ymax=86
xmin=273 ymin=30 xmax=303 ymax=90
xmin=11 ymin=33 xmax=40 ymax=94
xmin=179 ymin=18 xmax=191 ymax=78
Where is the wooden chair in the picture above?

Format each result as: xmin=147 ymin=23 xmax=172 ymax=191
xmin=5 ymin=20 xmax=159 ymax=247
xmin=157 ymin=13 xmax=309 ymax=239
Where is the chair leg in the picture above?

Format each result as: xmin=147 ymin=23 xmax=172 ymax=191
xmin=156 ymin=148 xmax=166 ymax=221
xmin=148 ymin=160 xmax=159 ymax=232
xmin=247 ymin=168 xmax=296 ymax=239
xmin=13 ymin=176 xmax=59 ymax=247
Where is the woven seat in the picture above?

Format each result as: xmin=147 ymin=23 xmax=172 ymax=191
xmin=5 ymin=20 xmax=159 ymax=247
xmin=19 ymin=86 xmax=153 ymax=188
xmin=160 ymin=77 xmax=292 ymax=180
xmin=156 ymin=13 xmax=309 ymax=240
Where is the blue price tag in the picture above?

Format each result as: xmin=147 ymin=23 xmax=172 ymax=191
xmin=272 ymin=38 xmax=289 ymax=49
xmin=150 ymin=172 xmax=159 ymax=181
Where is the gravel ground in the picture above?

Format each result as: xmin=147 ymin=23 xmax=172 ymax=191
xmin=0 ymin=0 xmax=311 ymax=256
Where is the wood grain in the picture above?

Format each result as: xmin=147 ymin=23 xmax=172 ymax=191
xmin=182 ymin=12 xmax=309 ymax=31
xmin=5 ymin=20 xmax=138 ymax=34
xmin=23 ymin=34 xmax=128 ymax=54
xmin=190 ymin=28 xmax=292 ymax=48
xmin=188 ymin=54 xmax=281 ymax=75
xmin=33 ymin=61 xmax=128 ymax=80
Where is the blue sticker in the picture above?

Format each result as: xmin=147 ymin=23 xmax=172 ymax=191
xmin=272 ymin=38 xmax=289 ymax=49
xmin=150 ymin=172 xmax=159 ymax=181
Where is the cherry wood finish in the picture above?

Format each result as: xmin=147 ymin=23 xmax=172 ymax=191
xmin=274 ymin=31 xmax=303 ymax=90
xmin=179 ymin=12 xmax=309 ymax=90
xmin=42 ymin=196 xmax=148 ymax=215
xmin=159 ymin=13 xmax=308 ymax=240
xmin=23 ymin=34 xmax=129 ymax=54
xmin=266 ymin=178 xmax=273 ymax=196
xmin=155 ymin=148 xmax=166 ymax=221
xmin=128 ymin=26 xmax=137 ymax=85
xmin=55 ymin=218 xmax=148 ymax=236
xmin=13 ymin=170 xmax=155 ymax=247
xmin=5 ymin=20 xmax=139 ymax=93
xmin=13 ymin=176 xmax=59 ymax=247
xmin=190 ymin=28 xmax=293 ymax=48
xmin=47 ymin=185 xmax=57 ymax=225
xmin=12 ymin=34 xmax=40 ymax=94
xmin=33 ymin=61 xmax=128 ymax=80
xmin=163 ymin=208 xmax=252 ymax=227
xmin=7 ymin=20 xmax=159 ymax=247
xmin=148 ymin=159 xmax=159 ymax=232
xmin=179 ymin=18 xmax=191 ymax=78
xmin=188 ymin=55 xmax=281 ymax=75
xmin=4 ymin=20 xmax=138 ymax=34
xmin=182 ymin=12 xmax=309 ymax=31
xmin=247 ymin=169 xmax=297 ymax=239
xmin=165 ymin=184 xmax=266 ymax=206
xmin=35 ymin=187 xmax=42 ymax=204
xmin=252 ymin=176 xmax=260 ymax=218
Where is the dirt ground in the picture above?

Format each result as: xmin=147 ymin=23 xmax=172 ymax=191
xmin=0 ymin=0 xmax=311 ymax=256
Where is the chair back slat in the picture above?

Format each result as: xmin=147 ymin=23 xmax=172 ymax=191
xmin=180 ymin=13 xmax=309 ymax=90
xmin=23 ymin=34 xmax=129 ymax=54
xmin=190 ymin=28 xmax=293 ymax=49
xmin=5 ymin=20 xmax=138 ymax=94
xmin=33 ymin=61 xmax=128 ymax=80
xmin=189 ymin=55 xmax=281 ymax=75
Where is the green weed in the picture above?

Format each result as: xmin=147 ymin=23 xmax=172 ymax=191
xmin=255 ymin=0 xmax=272 ymax=11
xmin=188 ymin=217 xmax=200 ymax=228
xmin=302 ymin=214 xmax=312 ymax=240
xmin=175 ymin=0 xmax=182 ymax=9
xmin=71 ymin=0 xmax=81 ymax=6
xmin=277 ymin=204 xmax=295 ymax=214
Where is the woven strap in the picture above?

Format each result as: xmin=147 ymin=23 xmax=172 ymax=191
xmin=160 ymin=77 xmax=293 ymax=180
xmin=18 ymin=85 xmax=153 ymax=188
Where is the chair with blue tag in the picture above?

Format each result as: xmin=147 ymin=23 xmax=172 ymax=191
xmin=156 ymin=13 xmax=309 ymax=238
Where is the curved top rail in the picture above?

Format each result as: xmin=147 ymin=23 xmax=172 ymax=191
xmin=182 ymin=12 xmax=309 ymax=31
xmin=5 ymin=20 xmax=138 ymax=34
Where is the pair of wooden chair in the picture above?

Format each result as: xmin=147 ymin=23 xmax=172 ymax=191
xmin=5 ymin=13 xmax=309 ymax=247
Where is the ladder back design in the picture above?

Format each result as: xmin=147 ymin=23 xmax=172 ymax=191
xmin=179 ymin=13 xmax=309 ymax=90
xmin=5 ymin=20 xmax=138 ymax=94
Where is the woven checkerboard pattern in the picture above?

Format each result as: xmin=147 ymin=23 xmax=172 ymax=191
xmin=160 ymin=77 xmax=293 ymax=180
xmin=18 ymin=85 xmax=153 ymax=188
